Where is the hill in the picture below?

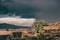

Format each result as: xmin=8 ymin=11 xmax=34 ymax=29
xmin=0 ymin=23 xmax=30 ymax=29
xmin=43 ymin=22 xmax=60 ymax=30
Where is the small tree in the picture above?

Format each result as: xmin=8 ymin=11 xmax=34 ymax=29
xmin=6 ymin=29 xmax=9 ymax=31
xmin=31 ymin=20 xmax=45 ymax=36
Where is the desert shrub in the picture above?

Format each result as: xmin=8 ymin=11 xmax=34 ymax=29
xmin=31 ymin=20 xmax=45 ymax=36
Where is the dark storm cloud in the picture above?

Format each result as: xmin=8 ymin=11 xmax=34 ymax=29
xmin=0 ymin=0 xmax=60 ymax=22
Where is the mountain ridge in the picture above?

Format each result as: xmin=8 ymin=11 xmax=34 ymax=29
xmin=0 ymin=23 xmax=30 ymax=29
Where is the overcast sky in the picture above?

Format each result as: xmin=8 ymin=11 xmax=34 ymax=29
xmin=0 ymin=0 xmax=60 ymax=22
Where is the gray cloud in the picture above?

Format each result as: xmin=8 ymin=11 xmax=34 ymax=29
xmin=0 ymin=0 xmax=60 ymax=22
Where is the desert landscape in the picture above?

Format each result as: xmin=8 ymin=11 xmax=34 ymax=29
xmin=0 ymin=0 xmax=60 ymax=40
xmin=0 ymin=21 xmax=60 ymax=40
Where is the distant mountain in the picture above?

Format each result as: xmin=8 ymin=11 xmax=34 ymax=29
xmin=0 ymin=23 xmax=31 ymax=29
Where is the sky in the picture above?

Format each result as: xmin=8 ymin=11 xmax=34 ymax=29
xmin=0 ymin=0 xmax=60 ymax=22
